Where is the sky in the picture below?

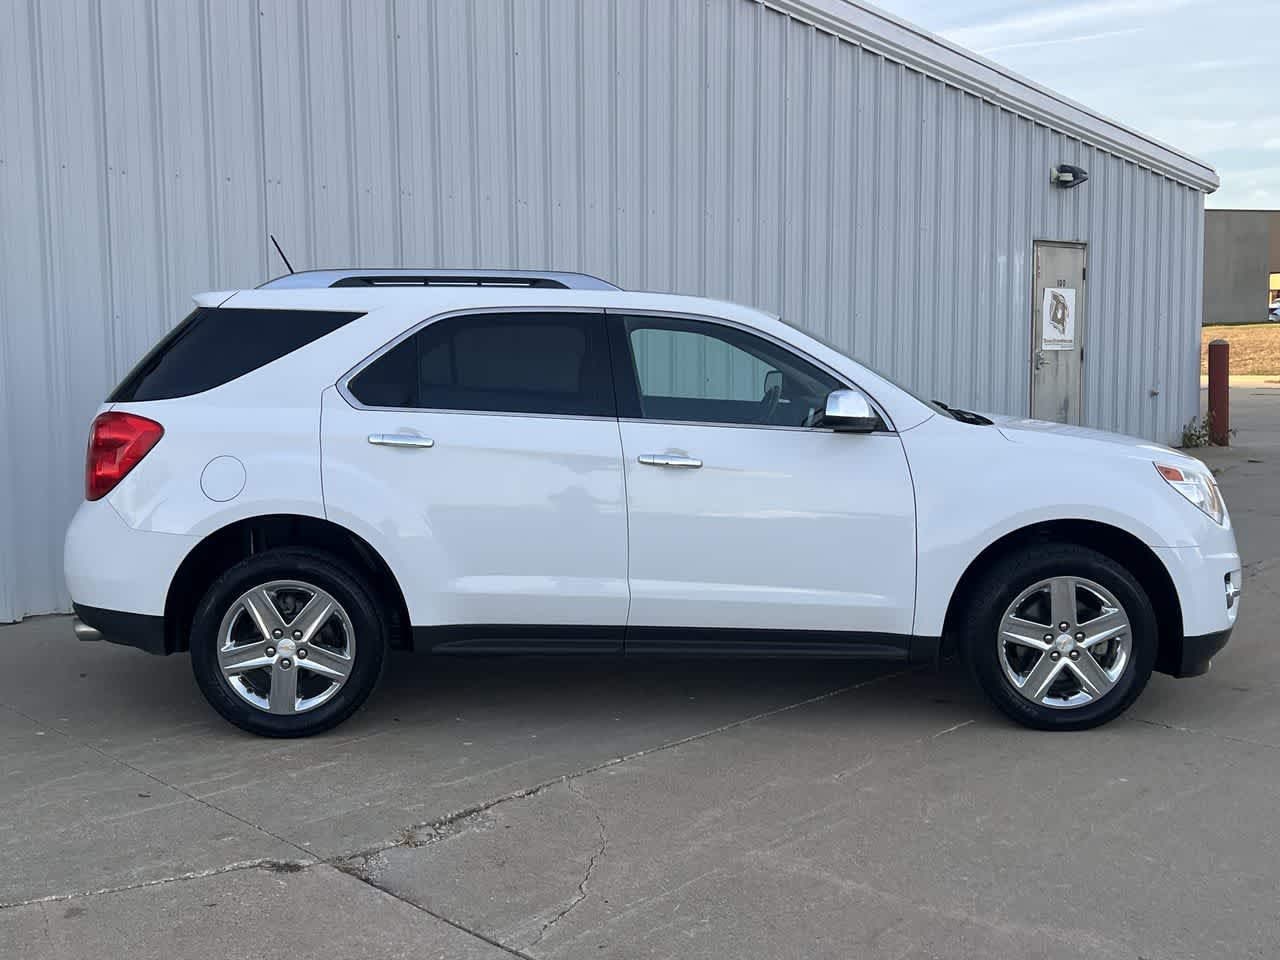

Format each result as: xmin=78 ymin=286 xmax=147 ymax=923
xmin=868 ymin=0 xmax=1278 ymax=208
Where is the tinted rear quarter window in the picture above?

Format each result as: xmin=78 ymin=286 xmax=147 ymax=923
xmin=348 ymin=312 xmax=613 ymax=416
xmin=109 ymin=308 xmax=363 ymax=402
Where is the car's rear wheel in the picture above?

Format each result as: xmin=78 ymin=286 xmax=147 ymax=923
xmin=190 ymin=548 xmax=386 ymax=737
xmin=961 ymin=543 xmax=1157 ymax=730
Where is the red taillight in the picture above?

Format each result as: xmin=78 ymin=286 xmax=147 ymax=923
xmin=85 ymin=412 xmax=164 ymax=501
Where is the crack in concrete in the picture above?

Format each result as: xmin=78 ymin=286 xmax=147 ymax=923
xmin=830 ymin=715 xmax=976 ymax=783
xmin=345 ymin=666 xmax=916 ymax=867
xmin=0 ymin=701 xmax=315 ymax=863
xmin=930 ymin=718 xmax=974 ymax=738
xmin=3 ymin=857 xmax=536 ymax=960
xmin=528 ymin=780 xmax=608 ymax=949
xmin=1136 ymin=716 xmax=1280 ymax=752
xmin=1 ymin=666 xmax=912 ymax=955
xmin=336 ymin=866 xmax=540 ymax=960
xmin=0 ymin=858 xmax=315 ymax=911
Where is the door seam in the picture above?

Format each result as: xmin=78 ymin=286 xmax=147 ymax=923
xmin=615 ymin=416 xmax=633 ymax=646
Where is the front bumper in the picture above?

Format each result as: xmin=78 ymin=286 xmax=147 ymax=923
xmin=1162 ymin=627 xmax=1234 ymax=678
xmin=1152 ymin=516 xmax=1240 ymax=677
xmin=1154 ymin=540 xmax=1239 ymax=626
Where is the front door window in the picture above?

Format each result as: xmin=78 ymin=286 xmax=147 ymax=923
xmin=619 ymin=315 xmax=842 ymax=428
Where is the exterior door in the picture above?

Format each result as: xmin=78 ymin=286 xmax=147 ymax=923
xmin=1031 ymin=241 xmax=1087 ymax=423
xmin=321 ymin=309 xmax=629 ymax=643
xmin=610 ymin=313 xmax=917 ymax=647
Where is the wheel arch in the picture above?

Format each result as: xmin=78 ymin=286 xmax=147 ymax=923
xmin=164 ymin=514 xmax=411 ymax=654
xmin=940 ymin=519 xmax=1184 ymax=675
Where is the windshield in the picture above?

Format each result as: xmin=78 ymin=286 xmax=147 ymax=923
xmin=774 ymin=315 xmax=956 ymax=420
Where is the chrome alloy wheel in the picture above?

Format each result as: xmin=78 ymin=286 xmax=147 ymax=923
xmin=217 ymin=580 xmax=356 ymax=715
xmin=997 ymin=576 xmax=1132 ymax=710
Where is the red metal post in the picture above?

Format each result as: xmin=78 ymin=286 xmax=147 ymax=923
xmin=1207 ymin=338 xmax=1229 ymax=445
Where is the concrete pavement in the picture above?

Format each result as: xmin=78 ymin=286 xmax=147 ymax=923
xmin=1199 ymin=383 xmax=1280 ymax=574
xmin=3 ymin=389 xmax=1278 ymax=959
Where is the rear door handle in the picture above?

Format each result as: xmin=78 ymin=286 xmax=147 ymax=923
xmin=637 ymin=454 xmax=702 ymax=469
xmin=368 ymin=433 xmax=434 ymax=449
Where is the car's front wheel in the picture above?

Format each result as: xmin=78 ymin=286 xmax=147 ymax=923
xmin=962 ymin=543 xmax=1157 ymax=730
xmin=190 ymin=548 xmax=386 ymax=737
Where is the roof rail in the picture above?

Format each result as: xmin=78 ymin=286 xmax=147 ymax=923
xmin=258 ymin=268 xmax=619 ymax=291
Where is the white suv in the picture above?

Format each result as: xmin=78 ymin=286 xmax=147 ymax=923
xmin=65 ymin=269 xmax=1241 ymax=736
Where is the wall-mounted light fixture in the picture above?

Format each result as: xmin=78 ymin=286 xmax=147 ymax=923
xmin=1051 ymin=164 xmax=1089 ymax=189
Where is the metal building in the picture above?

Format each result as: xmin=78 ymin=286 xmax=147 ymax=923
xmin=0 ymin=0 xmax=1218 ymax=622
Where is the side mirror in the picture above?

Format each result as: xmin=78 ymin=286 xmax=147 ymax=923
xmin=822 ymin=389 xmax=878 ymax=433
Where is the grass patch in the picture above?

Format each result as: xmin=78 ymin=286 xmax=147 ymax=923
xmin=1202 ymin=323 xmax=1280 ymax=376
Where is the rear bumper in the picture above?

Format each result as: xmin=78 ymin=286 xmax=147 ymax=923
xmin=64 ymin=499 xmax=198 ymax=616
xmin=73 ymin=603 xmax=169 ymax=655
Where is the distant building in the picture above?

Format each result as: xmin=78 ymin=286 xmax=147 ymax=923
xmin=1203 ymin=210 xmax=1280 ymax=325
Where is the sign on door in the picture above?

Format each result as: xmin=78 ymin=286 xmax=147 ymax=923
xmin=1041 ymin=287 xmax=1076 ymax=351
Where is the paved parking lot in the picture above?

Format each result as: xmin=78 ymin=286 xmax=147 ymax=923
xmin=4 ymin=387 xmax=1279 ymax=959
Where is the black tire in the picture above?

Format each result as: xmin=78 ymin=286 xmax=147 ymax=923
xmin=961 ymin=543 xmax=1157 ymax=731
xmin=190 ymin=548 xmax=387 ymax=737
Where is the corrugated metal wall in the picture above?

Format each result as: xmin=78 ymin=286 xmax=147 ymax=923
xmin=0 ymin=0 xmax=1208 ymax=621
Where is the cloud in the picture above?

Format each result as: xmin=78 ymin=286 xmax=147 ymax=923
xmin=1184 ymin=57 xmax=1268 ymax=72
xmin=1209 ymin=163 xmax=1280 ymax=209
xmin=945 ymin=0 xmax=1198 ymax=53
xmin=977 ymin=27 xmax=1140 ymax=55
xmin=1145 ymin=115 xmax=1280 ymax=156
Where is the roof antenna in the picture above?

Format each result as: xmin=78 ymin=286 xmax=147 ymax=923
xmin=269 ymin=234 xmax=295 ymax=274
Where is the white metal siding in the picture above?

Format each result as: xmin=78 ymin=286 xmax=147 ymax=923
xmin=0 ymin=0 xmax=1209 ymax=621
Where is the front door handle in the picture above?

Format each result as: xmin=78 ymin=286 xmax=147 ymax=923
xmin=637 ymin=453 xmax=702 ymax=469
xmin=368 ymin=433 xmax=434 ymax=449
xmin=1034 ymin=350 xmax=1048 ymax=370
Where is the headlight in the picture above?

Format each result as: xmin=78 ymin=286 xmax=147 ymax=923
xmin=1155 ymin=462 xmax=1226 ymax=525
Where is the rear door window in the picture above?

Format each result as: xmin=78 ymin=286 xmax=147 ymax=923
xmin=347 ymin=311 xmax=614 ymax=417
xmin=109 ymin=308 xmax=363 ymax=402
